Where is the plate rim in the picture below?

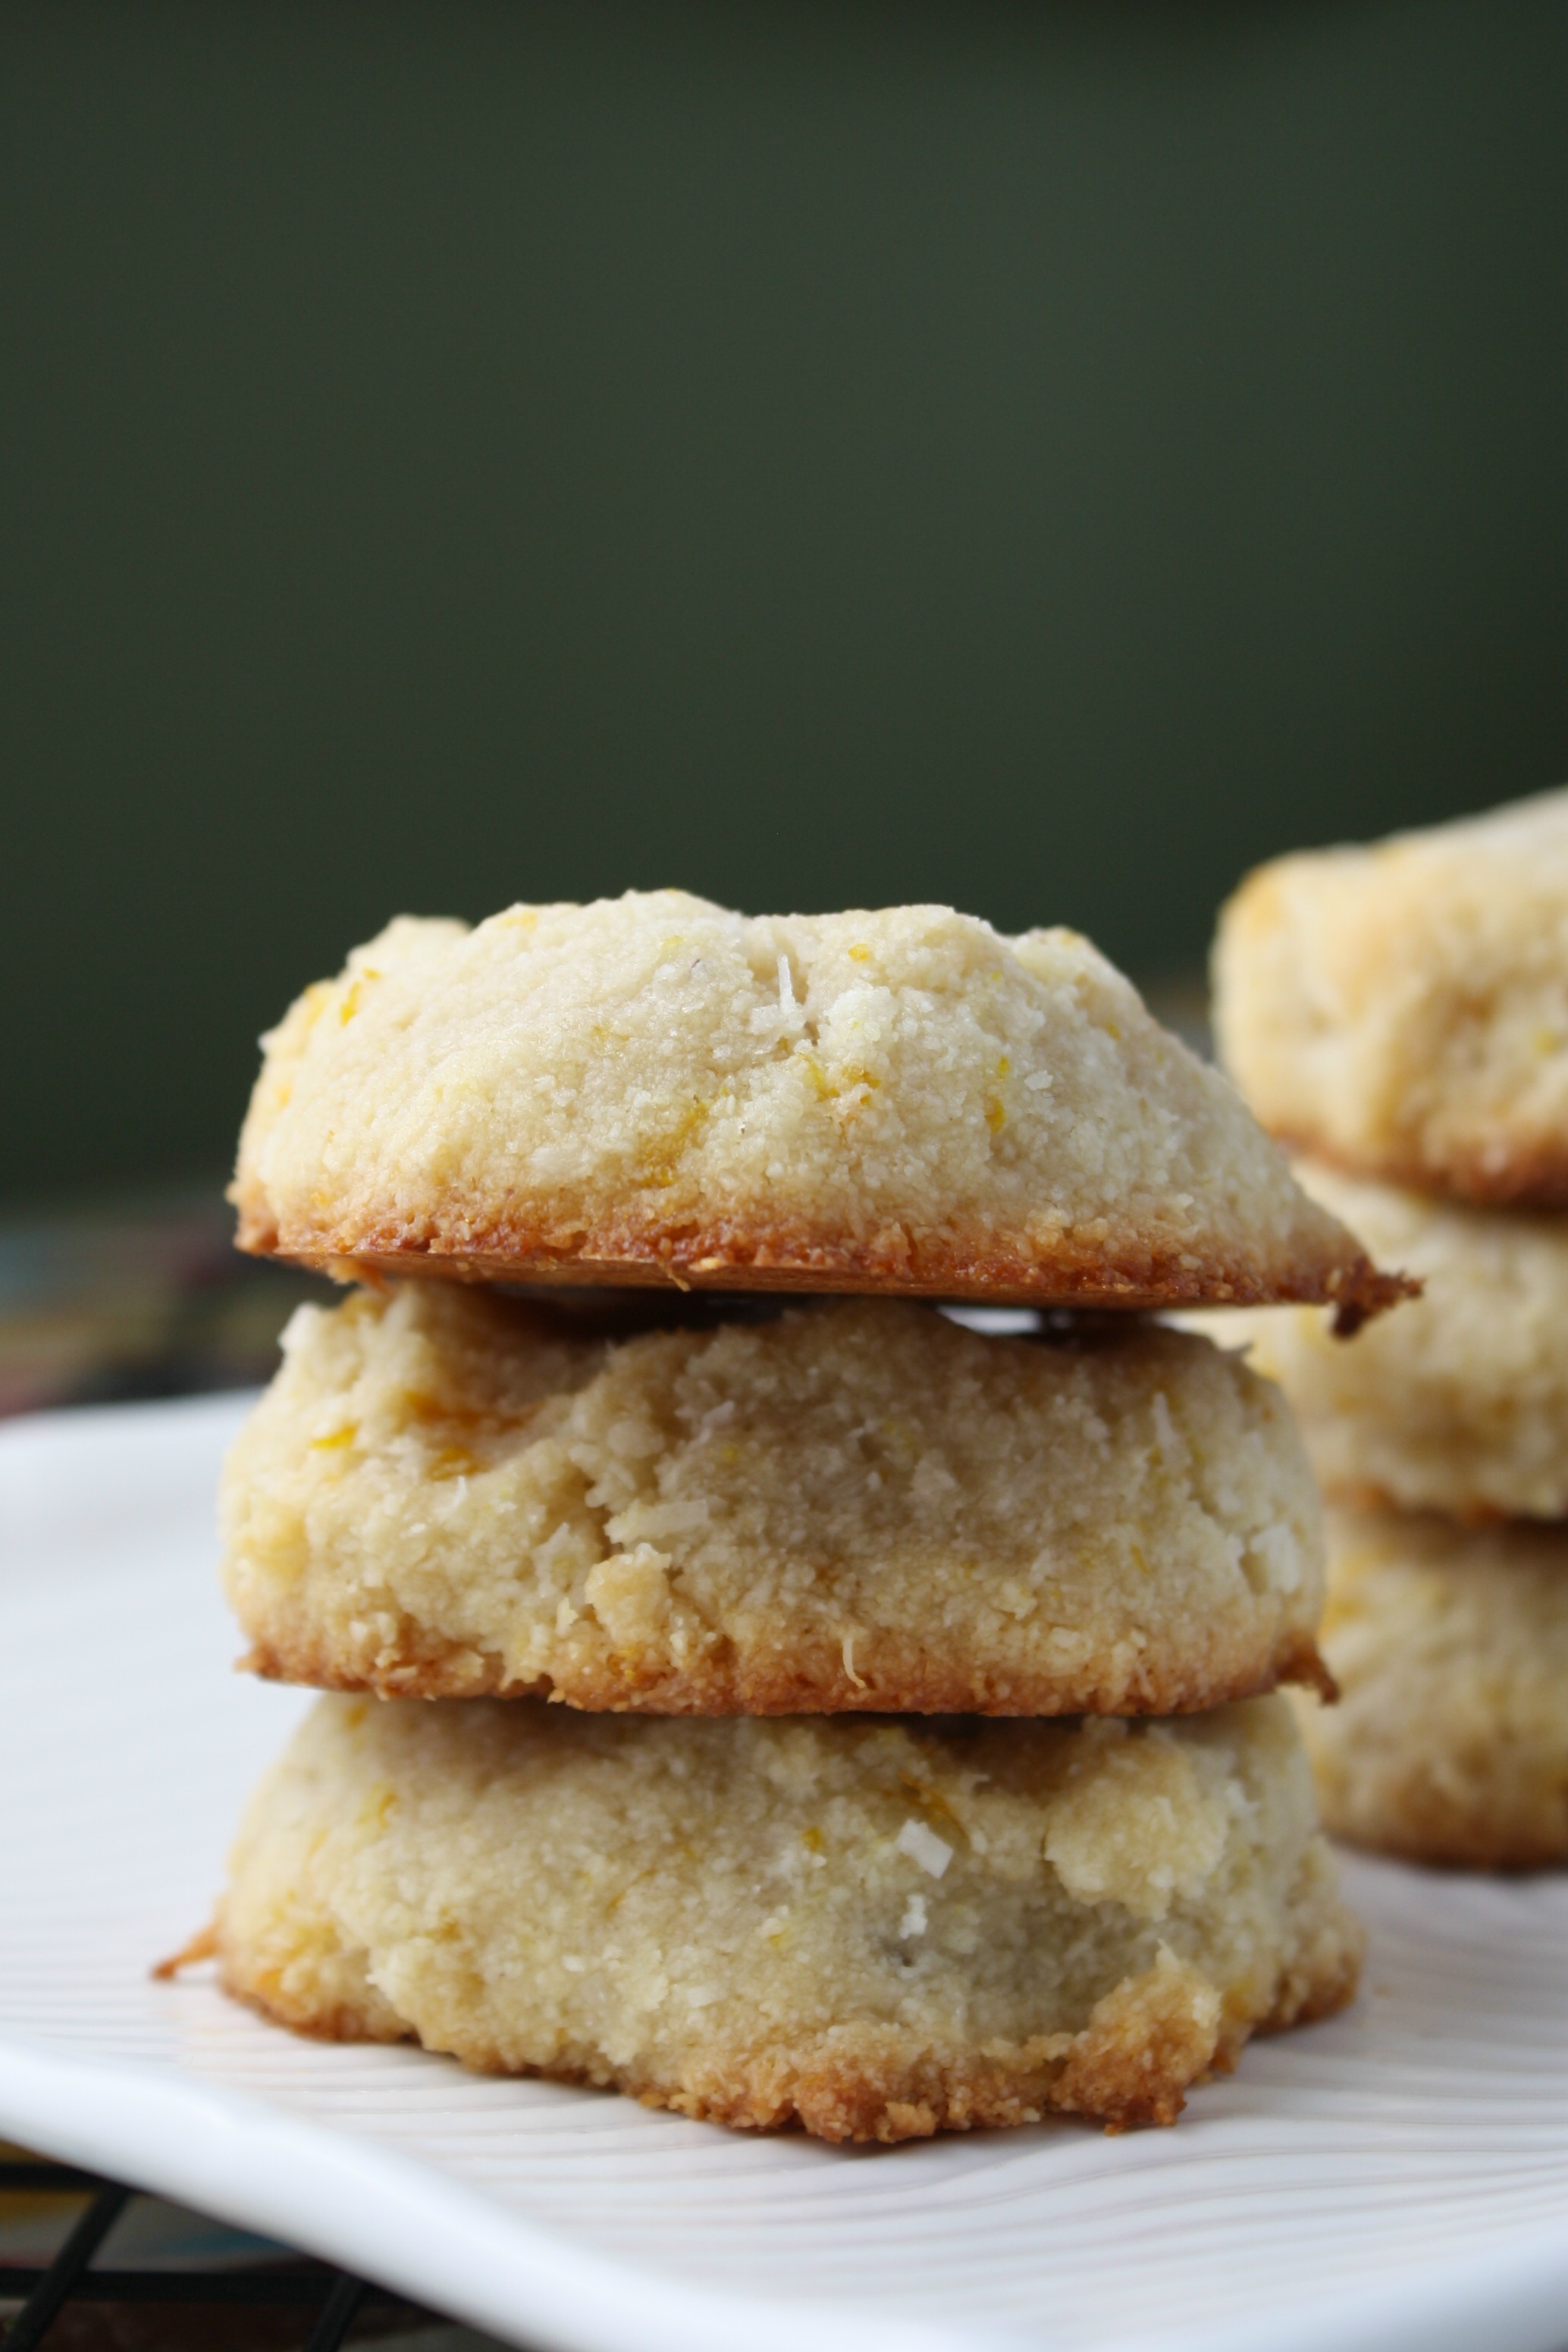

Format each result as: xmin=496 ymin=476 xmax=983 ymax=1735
xmin=6 ymin=2025 xmax=1568 ymax=2352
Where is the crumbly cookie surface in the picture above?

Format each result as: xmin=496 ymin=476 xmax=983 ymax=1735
xmin=217 ymin=1695 xmax=1361 ymax=2140
xmin=1192 ymin=1161 xmax=1568 ymax=1520
xmin=1214 ymin=789 xmax=1568 ymax=1206
xmin=231 ymin=893 xmax=1394 ymax=1314
xmin=221 ymin=1287 xmax=1328 ymax=1716
xmin=1296 ymin=1507 xmax=1568 ymax=1868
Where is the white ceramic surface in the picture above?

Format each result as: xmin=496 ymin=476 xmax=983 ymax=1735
xmin=2 ymin=1394 xmax=1566 ymax=2352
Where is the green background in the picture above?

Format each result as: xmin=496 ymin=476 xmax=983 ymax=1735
xmin=3 ymin=0 xmax=1563 ymax=1203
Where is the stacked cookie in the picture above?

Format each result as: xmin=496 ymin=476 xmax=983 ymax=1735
xmin=206 ymin=892 xmax=1392 ymax=2140
xmin=1213 ymin=792 xmax=1568 ymax=1867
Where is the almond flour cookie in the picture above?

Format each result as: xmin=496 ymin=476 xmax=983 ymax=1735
xmin=1297 ymin=1507 xmax=1568 ymax=1868
xmin=1214 ymin=789 xmax=1568 ymax=1207
xmin=215 ymin=1694 xmax=1361 ymax=2140
xmin=1194 ymin=1162 xmax=1568 ymax=1521
xmin=221 ymin=1286 xmax=1329 ymax=1717
xmin=232 ymin=893 xmax=1397 ymax=1317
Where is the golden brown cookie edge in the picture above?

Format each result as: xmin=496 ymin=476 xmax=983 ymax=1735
xmin=235 ymin=1625 xmax=1334 ymax=1718
xmin=233 ymin=1192 xmax=1408 ymax=1320
xmin=215 ymin=1910 xmax=1357 ymax=2143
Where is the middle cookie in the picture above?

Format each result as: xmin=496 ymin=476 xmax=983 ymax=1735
xmin=223 ymin=1287 xmax=1325 ymax=1716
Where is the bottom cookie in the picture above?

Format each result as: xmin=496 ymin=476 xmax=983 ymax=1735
xmin=1299 ymin=1507 xmax=1568 ymax=1868
xmin=212 ymin=1695 xmax=1359 ymax=2141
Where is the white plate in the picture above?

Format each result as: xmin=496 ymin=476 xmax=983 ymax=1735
xmin=2 ymin=1396 xmax=1566 ymax=2352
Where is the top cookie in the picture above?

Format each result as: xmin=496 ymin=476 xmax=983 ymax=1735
xmin=1215 ymin=789 xmax=1568 ymax=1206
xmin=233 ymin=892 xmax=1396 ymax=1314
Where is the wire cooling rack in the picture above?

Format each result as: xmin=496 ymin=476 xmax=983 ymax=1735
xmin=0 ymin=2147 xmax=481 ymax=2350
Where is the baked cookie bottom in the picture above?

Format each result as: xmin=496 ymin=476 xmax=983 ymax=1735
xmin=1297 ymin=1507 xmax=1568 ymax=1868
xmin=238 ymin=1623 xmax=1331 ymax=1718
xmin=214 ymin=1695 xmax=1361 ymax=2142
xmin=238 ymin=1227 xmax=1404 ymax=1322
xmin=222 ymin=1285 xmax=1331 ymax=1720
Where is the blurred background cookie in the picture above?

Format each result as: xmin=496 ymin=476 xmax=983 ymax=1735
xmin=1196 ymin=1161 xmax=1568 ymax=1521
xmin=1297 ymin=1507 xmax=1568 ymax=1869
xmin=1214 ymin=791 xmax=1568 ymax=1206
